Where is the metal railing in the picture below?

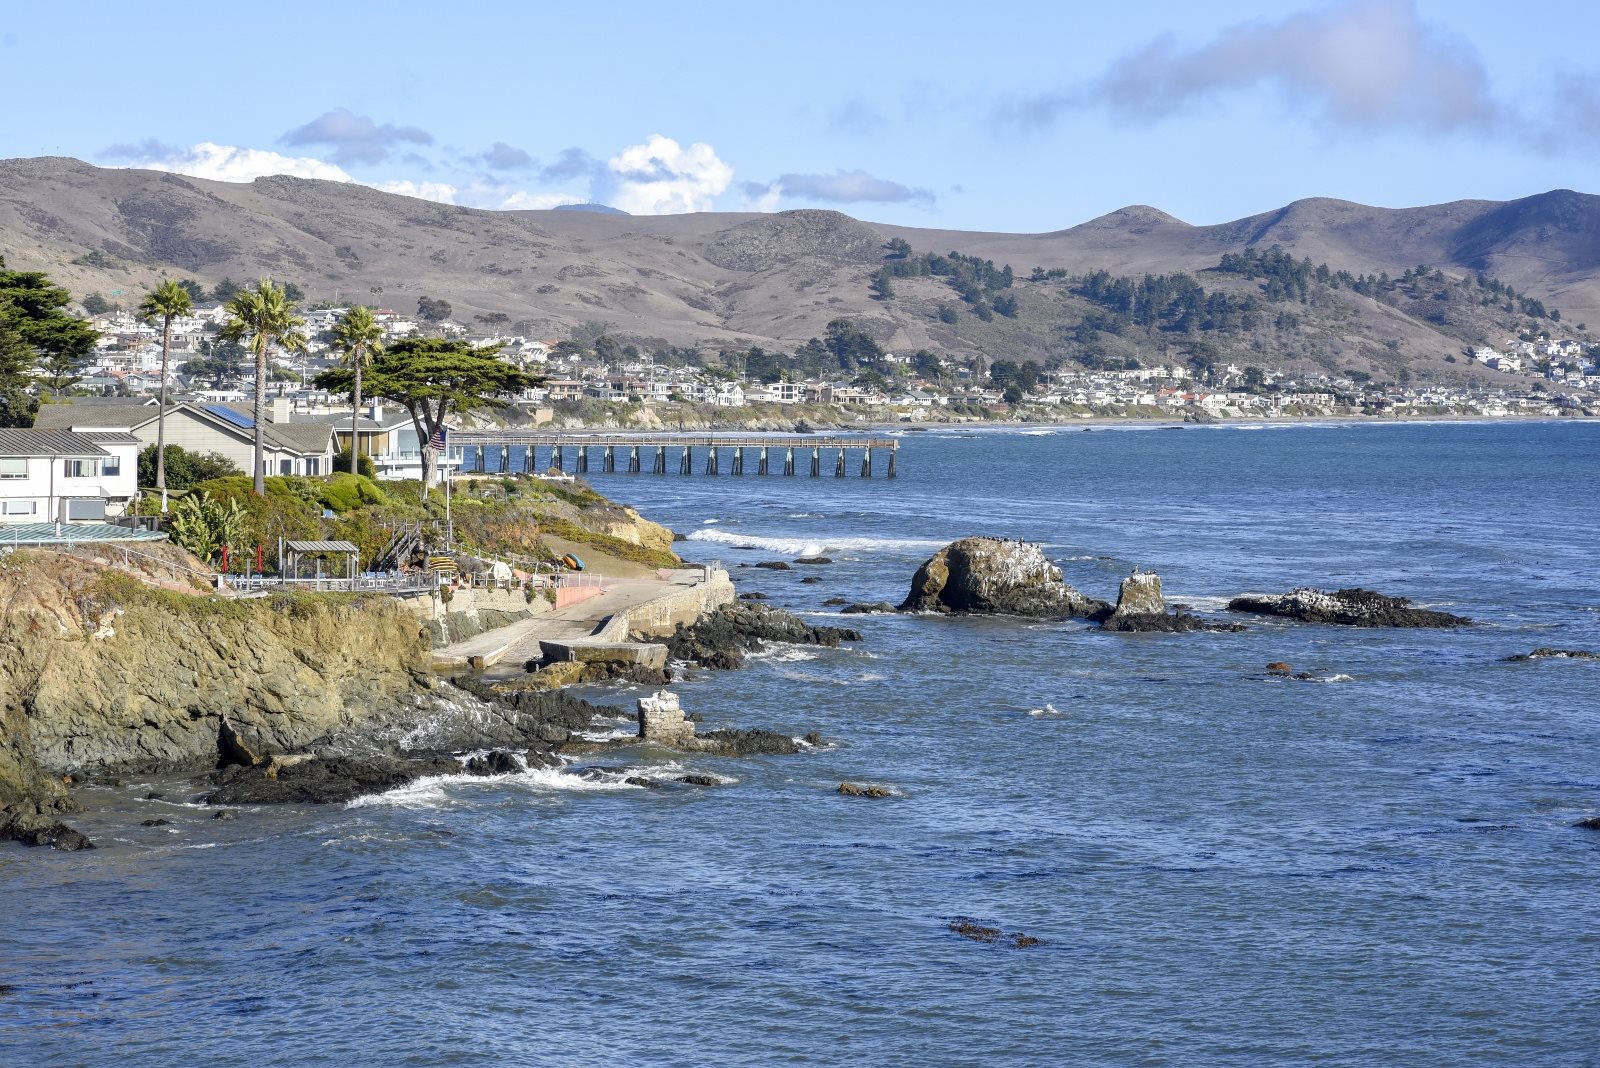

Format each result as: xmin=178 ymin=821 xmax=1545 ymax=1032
xmin=110 ymin=544 xmax=220 ymax=586
xmin=226 ymin=572 xmax=440 ymax=594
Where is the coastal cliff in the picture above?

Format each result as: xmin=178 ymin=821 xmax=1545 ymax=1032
xmin=0 ymin=550 xmax=441 ymax=841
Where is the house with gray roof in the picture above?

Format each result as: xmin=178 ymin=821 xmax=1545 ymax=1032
xmin=34 ymin=396 xmax=336 ymax=478
xmin=0 ymin=428 xmax=139 ymax=525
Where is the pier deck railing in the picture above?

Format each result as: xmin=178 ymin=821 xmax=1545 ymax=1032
xmin=449 ymin=431 xmax=900 ymax=478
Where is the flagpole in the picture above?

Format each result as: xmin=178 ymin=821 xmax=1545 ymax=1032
xmin=442 ymin=429 xmax=453 ymax=550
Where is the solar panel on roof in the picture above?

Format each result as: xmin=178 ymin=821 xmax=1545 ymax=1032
xmin=202 ymin=404 xmax=254 ymax=429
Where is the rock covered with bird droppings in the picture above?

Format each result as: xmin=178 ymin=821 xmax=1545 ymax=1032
xmin=899 ymin=537 xmax=1109 ymax=618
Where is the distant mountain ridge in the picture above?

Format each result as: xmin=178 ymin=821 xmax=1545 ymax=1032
xmin=1 ymin=157 xmax=1596 ymax=377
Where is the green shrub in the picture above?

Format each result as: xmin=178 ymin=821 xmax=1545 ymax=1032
xmin=318 ymin=473 xmax=386 ymax=513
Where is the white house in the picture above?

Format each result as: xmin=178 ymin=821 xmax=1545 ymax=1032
xmin=0 ymin=428 xmax=139 ymax=525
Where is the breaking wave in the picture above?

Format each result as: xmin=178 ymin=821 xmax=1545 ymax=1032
xmin=686 ymin=528 xmax=945 ymax=557
xmin=346 ymin=763 xmax=646 ymax=808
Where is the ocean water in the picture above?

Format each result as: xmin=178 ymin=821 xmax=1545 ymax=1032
xmin=4 ymin=420 xmax=1599 ymax=1066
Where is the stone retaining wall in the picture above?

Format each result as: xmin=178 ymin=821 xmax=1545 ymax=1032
xmin=596 ymin=569 xmax=735 ymax=641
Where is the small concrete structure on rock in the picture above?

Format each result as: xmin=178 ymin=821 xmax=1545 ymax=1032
xmin=637 ymin=690 xmax=695 ymax=746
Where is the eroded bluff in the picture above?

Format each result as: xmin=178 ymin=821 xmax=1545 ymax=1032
xmin=0 ymin=552 xmax=440 ymax=822
xmin=899 ymin=538 xmax=1109 ymax=618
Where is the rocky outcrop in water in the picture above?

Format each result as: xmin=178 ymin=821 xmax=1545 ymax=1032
xmin=207 ymin=754 xmax=462 ymax=805
xmin=1 ymin=797 xmax=95 ymax=850
xmin=1504 ymin=648 xmax=1598 ymax=662
xmin=1227 ymin=588 xmax=1472 ymax=628
xmin=696 ymin=728 xmax=820 ymax=756
xmin=1100 ymin=571 xmax=1245 ymax=633
xmin=655 ymin=601 xmax=862 ymax=669
xmin=899 ymin=538 xmax=1110 ymax=618
xmin=838 ymin=782 xmax=893 ymax=798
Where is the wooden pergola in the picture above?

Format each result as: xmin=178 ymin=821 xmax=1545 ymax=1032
xmin=284 ymin=540 xmax=359 ymax=581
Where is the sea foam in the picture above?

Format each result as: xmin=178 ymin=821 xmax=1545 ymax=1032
xmin=686 ymin=527 xmax=946 ymax=557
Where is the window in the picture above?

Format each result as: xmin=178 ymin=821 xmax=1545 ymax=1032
xmin=0 ymin=458 xmax=25 ymax=479
xmin=305 ymin=457 xmax=319 ymax=476
xmin=2 ymin=500 xmax=36 ymax=515
xmin=64 ymin=459 xmax=100 ymax=478
xmin=65 ymin=499 xmax=106 ymax=521
xmin=279 ymin=459 xmax=293 ymax=475
xmin=101 ymin=454 xmax=121 ymax=476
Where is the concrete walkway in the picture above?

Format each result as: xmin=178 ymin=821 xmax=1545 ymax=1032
xmin=431 ymin=571 xmax=702 ymax=675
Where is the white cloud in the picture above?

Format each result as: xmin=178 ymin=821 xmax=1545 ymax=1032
xmin=1004 ymin=0 xmax=1506 ymax=136
xmin=120 ymin=141 xmax=354 ymax=183
xmin=103 ymin=134 xmax=736 ymax=213
xmin=740 ymin=182 xmax=783 ymax=212
xmin=496 ymin=190 xmax=584 ymax=210
xmin=372 ymin=179 xmax=459 ymax=204
xmin=601 ymin=135 xmax=732 ymax=215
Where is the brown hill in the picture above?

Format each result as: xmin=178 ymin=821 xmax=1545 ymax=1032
xmin=2 ymin=156 xmax=1597 ymax=378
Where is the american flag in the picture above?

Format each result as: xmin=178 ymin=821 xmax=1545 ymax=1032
xmin=428 ymin=425 xmax=448 ymax=451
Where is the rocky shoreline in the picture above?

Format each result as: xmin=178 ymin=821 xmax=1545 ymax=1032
xmin=0 ymin=544 xmax=856 ymax=850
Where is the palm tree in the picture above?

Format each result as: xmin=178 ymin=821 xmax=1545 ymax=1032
xmin=220 ymin=279 xmax=306 ymax=495
xmin=329 ymin=305 xmax=384 ymax=475
xmin=136 ymin=279 xmax=193 ymax=512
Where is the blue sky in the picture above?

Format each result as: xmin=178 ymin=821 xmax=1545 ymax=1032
xmin=2 ymin=0 xmax=1596 ymax=230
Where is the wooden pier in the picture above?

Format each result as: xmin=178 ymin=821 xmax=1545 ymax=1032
xmin=448 ymin=432 xmax=899 ymax=479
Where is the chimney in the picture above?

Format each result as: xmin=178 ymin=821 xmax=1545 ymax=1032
xmin=269 ymin=396 xmax=291 ymax=422
xmin=368 ymin=401 xmax=384 ymax=422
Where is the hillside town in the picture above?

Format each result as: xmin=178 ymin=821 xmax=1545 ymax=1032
xmin=65 ymin=299 xmax=1600 ymax=435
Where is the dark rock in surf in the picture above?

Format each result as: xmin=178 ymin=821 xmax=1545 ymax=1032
xmin=652 ymin=601 xmax=861 ymax=669
xmin=754 ymin=561 xmax=793 ymax=571
xmin=464 ymin=750 xmax=523 ymax=776
xmin=0 ymin=802 xmax=95 ymax=851
xmin=947 ymin=918 xmax=1041 ymax=948
xmin=205 ymin=754 xmax=462 ymax=806
xmin=1227 ymin=588 xmax=1471 ymax=628
xmin=841 ymin=602 xmax=897 ymax=615
xmin=696 ymin=728 xmax=805 ymax=756
xmin=1504 ymin=648 xmax=1598 ymax=662
xmin=899 ymin=537 xmax=1109 ymax=619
